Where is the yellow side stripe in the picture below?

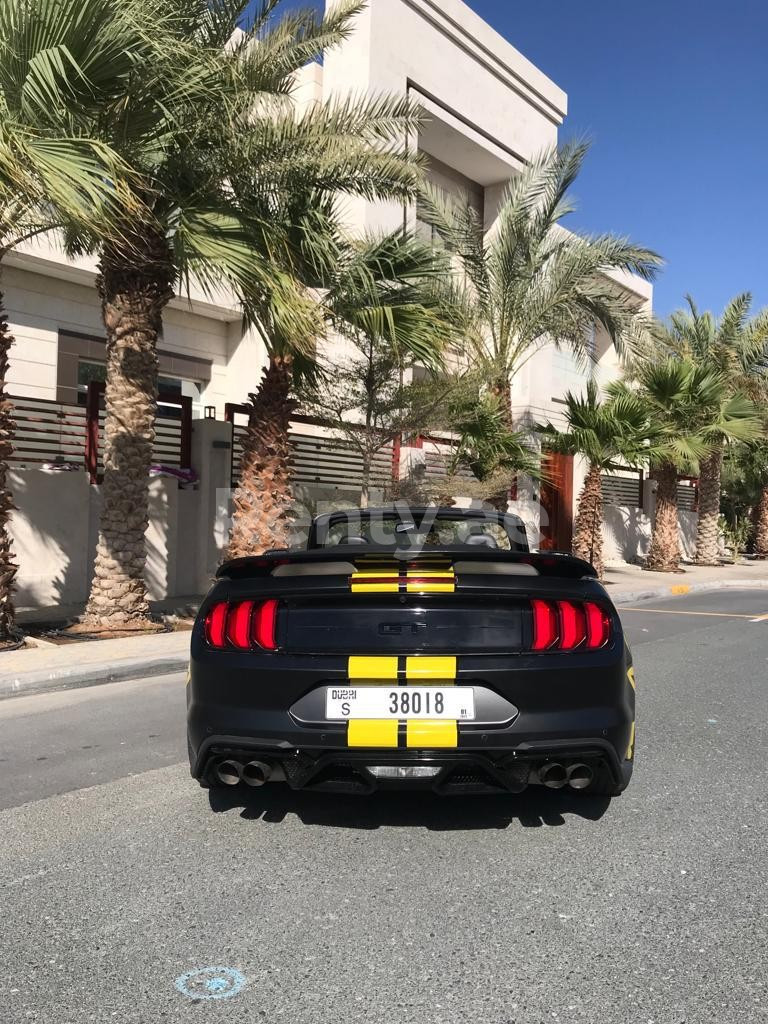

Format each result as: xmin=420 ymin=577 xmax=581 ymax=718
xmin=627 ymin=666 xmax=636 ymax=691
xmin=405 ymin=656 xmax=456 ymax=682
xmin=348 ymin=720 xmax=399 ymax=748
xmin=626 ymin=721 xmax=635 ymax=760
xmin=348 ymin=656 xmax=399 ymax=680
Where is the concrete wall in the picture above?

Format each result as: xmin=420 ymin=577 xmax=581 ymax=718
xmin=9 ymin=420 xmax=233 ymax=618
xmin=602 ymin=480 xmax=698 ymax=566
xmin=322 ymin=0 xmax=567 ymax=234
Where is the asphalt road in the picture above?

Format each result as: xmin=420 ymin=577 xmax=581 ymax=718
xmin=2 ymin=589 xmax=768 ymax=1023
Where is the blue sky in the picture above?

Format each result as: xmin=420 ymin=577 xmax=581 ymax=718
xmin=251 ymin=0 xmax=768 ymax=318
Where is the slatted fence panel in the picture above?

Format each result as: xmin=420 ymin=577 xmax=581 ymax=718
xmin=601 ymin=472 xmax=643 ymax=508
xmin=422 ymin=441 xmax=477 ymax=483
xmin=230 ymin=420 xmax=393 ymax=491
xmin=677 ymin=482 xmax=698 ymax=511
xmin=93 ymin=402 xmax=187 ymax=476
xmin=8 ymin=396 xmax=87 ymax=469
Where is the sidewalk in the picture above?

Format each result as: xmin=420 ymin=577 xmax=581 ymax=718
xmin=0 ymin=629 xmax=191 ymax=700
xmin=602 ymin=559 xmax=768 ymax=604
xmin=2 ymin=560 xmax=767 ymax=701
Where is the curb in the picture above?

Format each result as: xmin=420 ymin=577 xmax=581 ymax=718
xmin=1 ymin=655 xmax=189 ymax=702
xmin=609 ymin=577 xmax=768 ymax=606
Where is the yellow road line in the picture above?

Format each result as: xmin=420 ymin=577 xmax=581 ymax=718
xmin=617 ymin=607 xmax=761 ymax=620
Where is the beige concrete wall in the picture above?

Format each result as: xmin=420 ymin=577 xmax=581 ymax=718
xmin=602 ymin=480 xmax=698 ymax=567
xmin=8 ymin=421 xmax=233 ymax=616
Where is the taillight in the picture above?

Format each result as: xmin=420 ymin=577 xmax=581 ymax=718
xmin=205 ymin=602 xmax=228 ymax=648
xmin=531 ymin=599 xmax=559 ymax=650
xmin=584 ymin=601 xmax=611 ymax=649
xmin=204 ymin=599 xmax=278 ymax=651
xmin=227 ymin=600 xmax=255 ymax=650
xmin=529 ymin=599 xmax=611 ymax=651
xmin=559 ymin=601 xmax=586 ymax=650
xmin=252 ymin=598 xmax=278 ymax=651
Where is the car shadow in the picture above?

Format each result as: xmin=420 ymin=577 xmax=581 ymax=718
xmin=208 ymin=785 xmax=611 ymax=830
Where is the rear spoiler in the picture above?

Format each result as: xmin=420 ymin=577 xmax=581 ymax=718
xmin=217 ymin=548 xmax=597 ymax=581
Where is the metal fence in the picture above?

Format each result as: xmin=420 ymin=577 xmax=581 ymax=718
xmin=9 ymin=382 xmax=192 ymax=483
xmin=601 ymin=470 xmax=644 ymax=508
xmin=9 ymin=395 xmax=88 ymax=470
xmin=225 ymin=404 xmax=395 ymax=491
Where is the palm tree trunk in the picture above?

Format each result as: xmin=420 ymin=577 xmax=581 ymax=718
xmin=0 ymin=278 xmax=18 ymax=641
xmin=695 ymin=448 xmax=722 ymax=565
xmin=81 ymin=236 xmax=175 ymax=631
xmin=491 ymin=375 xmax=514 ymax=428
xmin=754 ymin=484 xmax=768 ymax=557
xmin=227 ymin=356 xmax=297 ymax=558
xmin=572 ymin=462 xmax=604 ymax=578
xmin=360 ymin=454 xmax=371 ymax=509
xmin=646 ymin=464 xmax=681 ymax=572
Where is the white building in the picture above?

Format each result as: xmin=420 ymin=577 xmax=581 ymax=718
xmin=5 ymin=0 xmax=665 ymax=616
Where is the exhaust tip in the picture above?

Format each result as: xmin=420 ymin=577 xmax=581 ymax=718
xmin=567 ymin=763 xmax=594 ymax=790
xmin=242 ymin=760 xmax=272 ymax=787
xmin=214 ymin=759 xmax=242 ymax=787
xmin=540 ymin=762 xmax=568 ymax=789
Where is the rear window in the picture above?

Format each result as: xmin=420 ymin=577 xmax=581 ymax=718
xmin=316 ymin=511 xmax=526 ymax=552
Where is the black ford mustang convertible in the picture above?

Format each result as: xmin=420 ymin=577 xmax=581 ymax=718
xmin=187 ymin=506 xmax=635 ymax=797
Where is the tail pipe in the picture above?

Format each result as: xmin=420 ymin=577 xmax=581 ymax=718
xmin=213 ymin=759 xmax=243 ymax=787
xmin=566 ymin=763 xmax=594 ymax=790
xmin=242 ymin=761 xmax=273 ymax=787
xmin=539 ymin=762 xmax=568 ymax=789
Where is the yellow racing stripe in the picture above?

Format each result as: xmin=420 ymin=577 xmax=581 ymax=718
xmin=627 ymin=666 xmax=636 ymax=690
xmin=406 ymin=720 xmax=458 ymax=748
xmin=348 ymin=720 xmax=399 ymax=748
xmin=348 ymin=656 xmax=399 ymax=681
xmin=405 ymin=570 xmax=455 ymax=594
xmin=405 ymin=656 xmax=458 ymax=748
xmin=350 ymin=572 xmax=399 ymax=594
xmin=405 ymin=656 xmax=457 ymax=682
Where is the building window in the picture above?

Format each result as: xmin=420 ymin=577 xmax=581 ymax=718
xmin=58 ymin=331 xmax=212 ymax=417
xmin=415 ymin=152 xmax=485 ymax=246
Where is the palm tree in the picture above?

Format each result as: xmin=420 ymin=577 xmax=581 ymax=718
xmin=609 ymin=359 xmax=761 ymax=572
xmin=649 ymin=295 xmax=768 ymax=564
xmin=538 ymin=381 xmax=649 ymax=579
xmin=721 ymin=441 xmax=768 ymax=557
xmin=4 ymin=0 xmax=427 ymax=629
xmin=442 ymin=385 xmax=540 ymax=509
xmin=0 ymin=0 xmax=148 ymax=642
xmin=227 ymin=229 xmax=454 ymax=554
xmin=420 ymin=141 xmax=663 ymax=426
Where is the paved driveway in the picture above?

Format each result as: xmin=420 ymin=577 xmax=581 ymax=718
xmin=2 ymin=590 xmax=767 ymax=1023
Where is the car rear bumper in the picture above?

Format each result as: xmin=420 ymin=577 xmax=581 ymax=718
xmin=190 ymin=736 xmax=629 ymax=794
xmin=187 ymin=641 xmax=635 ymax=794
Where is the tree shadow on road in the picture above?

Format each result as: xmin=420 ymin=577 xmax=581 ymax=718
xmin=208 ymin=785 xmax=611 ymax=830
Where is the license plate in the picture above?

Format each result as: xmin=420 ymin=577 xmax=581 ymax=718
xmin=325 ymin=687 xmax=475 ymax=721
